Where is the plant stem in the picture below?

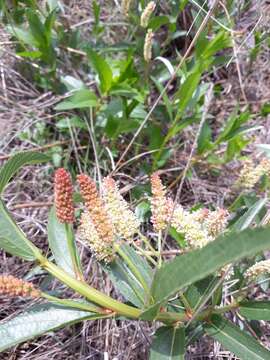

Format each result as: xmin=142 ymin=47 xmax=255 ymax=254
xmin=40 ymin=258 xmax=239 ymax=324
xmin=179 ymin=293 xmax=193 ymax=313
xmin=157 ymin=230 xmax=162 ymax=268
xmin=138 ymin=232 xmax=156 ymax=253
xmin=133 ymin=243 xmax=157 ymax=266
xmin=42 ymin=259 xmax=141 ymax=318
xmin=156 ymin=302 xmax=239 ymax=324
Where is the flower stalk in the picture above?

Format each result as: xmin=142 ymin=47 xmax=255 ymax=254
xmin=42 ymin=258 xmax=141 ymax=318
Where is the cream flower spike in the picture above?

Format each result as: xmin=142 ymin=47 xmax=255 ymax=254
xmin=77 ymin=174 xmax=115 ymax=262
xmin=150 ymin=172 xmax=170 ymax=232
xmin=80 ymin=211 xmax=114 ymax=263
xmin=144 ymin=29 xmax=154 ymax=62
xmin=245 ymin=259 xmax=270 ymax=280
xmin=102 ymin=177 xmax=140 ymax=240
xmin=141 ymin=1 xmax=156 ymax=28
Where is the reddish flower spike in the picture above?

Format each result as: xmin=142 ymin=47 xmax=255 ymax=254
xmin=54 ymin=168 xmax=75 ymax=224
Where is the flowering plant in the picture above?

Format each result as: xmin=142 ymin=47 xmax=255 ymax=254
xmin=1 ymin=152 xmax=270 ymax=358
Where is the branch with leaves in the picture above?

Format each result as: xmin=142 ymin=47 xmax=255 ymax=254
xmin=0 ymin=152 xmax=270 ymax=358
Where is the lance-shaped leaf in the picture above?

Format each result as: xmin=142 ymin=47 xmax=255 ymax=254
xmin=204 ymin=315 xmax=270 ymax=360
xmin=104 ymin=244 xmax=153 ymax=308
xmin=239 ymin=301 xmax=270 ymax=321
xmin=0 ymin=151 xmax=49 ymax=195
xmin=231 ymin=198 xmax=267 ymax=231
xmin=151 ymin=227 xmax=270 ymax=305
xmin=103 ymin=258 xmax=145 ymax=307
xmin=54 ymin=89 xmax=98 ymax=110
xmin=150 ymin=326 xmax=185 ymax=360
xmin=48 ymin=207 xmax=81 ymax=277
xmin=175 ymin=68 xmax=202 ymax=115
xmin=0 ymin=303 xmax=109 ymax=352
xmin=119 ymin=244 xmax=153 ymax=288
xmin=87 ymin=49 xmax=113 ymax=94
xmin=0 ymin=200 xmax=41 ymax=261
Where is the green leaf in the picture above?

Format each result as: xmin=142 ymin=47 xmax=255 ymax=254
xmin=201 ymin=31 xmax=231 ymax=59
xmin=150 ymin=326 xmax=185 ymax=360
xmin=8 ymin=26 xmax=38 ymax=47
xmin=17 ymin=50 xmax=42 ymax=59
xmin=44 ymin=10 xmax=56 ymax=43
xmin=148 ymin=16 xmax=169 ymax=31
xmin=151 ymin=76 xmax=173 ymax=121
xmin=239 ymin=301 xmax=270 ymax=320
xmin=120 ymin=244 xmax=153 ymax=288
xmin=197 ymin=121 xmax=213 ymax=154
xmin=168 ymin=227 xmax=185 ymax=248
xmin=204 ymin=315 xmax=270 ymax=360
xmin=61 ymin=75 xmax=86 ymax=91
xmin=93 ymin=0 xmax=101 ymax=24
xmin=55 ymin=90 xmax=98 ymax=110
xmin=103 ymin=259 xmax=145 ymax=307
xmin=0 ymin=303 xmax=108 ymax=352
xmin=225 ymin=125 xmax=262 ymax=140
xmin=140 ymin=302 xmax=163 ymax=321
xmin=135 ymin=201 xmax=151 ymax=222
xmin=231 ymin=198 xmax=267 ymax=231
xmin=27 ymin=10 xmax=47 ymax=46
xmin=48 ymin=207 xmax=79 ymax=277
xmin=225 ymin=136 xmax=250 ymax=162
xmin=176 ymin=69 xmax=202 ymax=115
xmin=184 ymin=276 xmax=218 ymax=310
xmin=179 ymin=0 xmax=189 ymax=11
xmin=0 ymin=152 xmax=49 ymax=195
xmin=151 ymin=227 xmax=270 ymax=304
xmin=103 ymin=243 xmax=153 ymax=308
xmin=0 ymin=200 xmax=41 ymax=261
xmin=87 ymin=49 xmax=113 ymax=94
xmin=56 ymin=116 xmax=88 ymax=130
xmin=215 ymin=111 xmax=250 ymax=145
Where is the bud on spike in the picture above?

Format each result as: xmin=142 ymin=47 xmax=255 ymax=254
xmin=150 ymin=172 xmax=170 ymax=232
xmin=103 ymin=176 xmax=140 ymax=240
xmin=77 ymin=174 xmax=114 ymax=247
xmin=144 ymin=29 xmax=154 ymax=62
xmin=0 ymin=275 xmax=41 ymax=298
xmin=54 ymin=168 xmax=75 ymax=224
xmin=141 ymin=1 xmax=156 ymax=28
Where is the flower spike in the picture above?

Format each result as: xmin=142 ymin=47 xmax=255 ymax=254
xmin=0 ymin=275 xmax=41 ymax=298
xmin=54 ymin=168 xmax=75 ymax=224
xmin=103 ymin=176 xmax=140 ymax=240
xmin=77 ymin=174 xmax=114 ymax=248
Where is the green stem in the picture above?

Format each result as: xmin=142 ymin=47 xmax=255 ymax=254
xmin=40 ymin=258 xmax=239 ymax=324
xmin=42 ymin=259 xmax=141 ymax=319
xmin=138 ymin=232 xmax=156 ymax=252
xmin=179 ymin=293 xmax=193 ymax=313
xmin=156 ymin=302 xmax=239 ymax=324
xmin=133 ymin=242 xmax=157 ymax=266
xmin=114 ymin=243 xmax=151 ymax=299
xmin=157 ymin=230 xmax=162 ymax=268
